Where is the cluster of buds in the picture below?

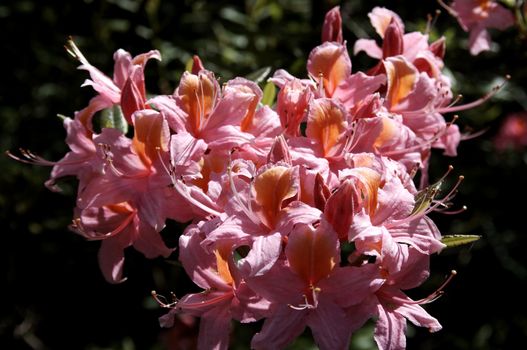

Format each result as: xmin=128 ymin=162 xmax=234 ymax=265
xmin=12 ymin=6 xmax=497 ymax=350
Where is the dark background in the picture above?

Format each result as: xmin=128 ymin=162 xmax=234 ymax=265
xmin=1 ymin=1 xmax=526 ymax=349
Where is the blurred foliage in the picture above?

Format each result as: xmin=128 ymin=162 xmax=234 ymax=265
xmin=1 ymin=0 xmax=527 ymax=349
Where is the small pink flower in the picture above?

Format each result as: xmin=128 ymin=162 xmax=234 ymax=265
xmin=160 ymin=220 xmax=270 ymax=350
xmin=441 ymin=0 xmax=515 ymax=55
xmin=370 ymin=235 xmax=444 ymax=350
xmin=354 ymin=7 xmax=446 ymax=78
xmin=248 ymin=219 xmax=382 ymax=350
xmin=71 ymin=111 xmax=195 ymax=282
xmin=149 ymin=70 xmax=256 ymax=150
xmin=65 ymin=39 xmax=161 ymax=123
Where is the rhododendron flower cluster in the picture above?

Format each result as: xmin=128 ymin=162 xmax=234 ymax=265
xmin=13 ymin=6 xmax=493 ymax=350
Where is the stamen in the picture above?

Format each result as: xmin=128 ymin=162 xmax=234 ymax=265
xmin=288 ymin=287 xmax=320 ymax=310
xmin=64 ymin=37 xmax=89 ymax=65
xmin=427 ymin=175 xmax=463 ymax=213
xmin=71 ymin=207 xmax=137 ymax=240
xmin=227 ymin=154 xmax=261 ymax=226
xmin=425 ymin=10 xmax=441 ymax=34
xmin=6 ymin=149 xmax=57 ymax=166
xmin=438 ymin=76 xmax=510 ymax=114
xmin=288 ymin=296 xmax=315 ymax=311
xmin=446 ymin=115 xmax=459 ymax=127
xmin=460 ymin=127 xmax=488 ymax=141
xmin=159 ymin=142 xmax=222 ymax=217
xmin=160 ymin=138 xmax=222 ymax=217
xmin=436 ymin=205 xmax=467 ymax=215
xmin=437 ymin=0 xmax=458 ymax=18
xmin=172 ymin=290 xmax=233 ymax=310
xmin=100 ymin=143 xmax=150 ymax=179
xmin=156 ymin=147 xmax=176 ymax=183
xmin=172 ymin=179 xmax=222 ymax=217
xmin=151 ymin=290 xmax=179 ymax=308
xmin=387 ymin=270 xmax=457 ymax=306
xmin=385 ymin=166 xmax=462 ymax=228
xmin=414 ymin=270 xmax=457 ymax=304
xmin=409 ymin=162 xmax=420 ymax=179
xmin=444 ymin=95 xmax=463 ymax=109
xmin=381 ymin=124 xmax=450 ymax=157
xmin=343 ymin=122 xmax=361 ymax=154
xmin=318 ymin=72 xmax=325 ymax=97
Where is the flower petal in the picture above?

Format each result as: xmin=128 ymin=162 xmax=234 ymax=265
xmin=251 ymin=304 xmax=307 ymax=350
xmin=307 ymin=42 xmax=351 ymax=97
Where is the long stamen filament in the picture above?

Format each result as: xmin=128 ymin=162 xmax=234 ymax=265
xmin=437 ymin=76 xmax=510 ymax=114
xmin=387 ymin=270 xmax=457 ymax=305
xmin=227 ymin=155 xmax=261 ymax=226
xmin=173 ymin=180 xmax=222 ymax=217
xmin=151 ymin=290 xmax=179 ymax=308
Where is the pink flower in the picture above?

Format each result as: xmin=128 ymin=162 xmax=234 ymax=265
xmin=441 ymin=0 xmax=515 ymax=55
xmin=160 ymin=220 xmax=270 ymax=350
xmin=354 ymin=7 xmax=446 ymax=78
xmin=380 ymin=56 xmax=461 ymax=161
xmin=248 ymin=219 xmax=382 ymax=350
xmin=370 ymin=235 xmax=444 ymax=350
xmin=201 ymin=161 xmax=300 ymax=277
xmin=149 ymin=71 xmax=255 ymax=150
xmin=494 ymin=111 xmax=527 ymax=150
xmin=338 ymin=154 xmax=445 ymax=255
xmin=71 ymin=111 xmax=194 ymax=282
xmin=65 ymin=39 xmax=161 ymax=123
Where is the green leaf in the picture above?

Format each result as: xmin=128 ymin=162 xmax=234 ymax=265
xmin=410 ymin=179 xmax=444 ymax=216
xmin=245 ymin=66 xmax=271 ymax=84
xmin=261 ymin=81 xmax=276 ymax=106
xmin=100 ymin=104 xmax=128 ymax=134
xmin=185 ymin=57 xmax=194 ymax=72
xmin=441 ymin=235 xmax=481 ymax=249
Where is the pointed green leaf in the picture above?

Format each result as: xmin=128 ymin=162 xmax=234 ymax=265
xmin=441 ymin=235 xmax=481 ymax=249
xmin=261 ymin=81 xmax=276 ymax=106
xmin=245 ymin=66 xmax=271 ymax=84
xmin=99 ymin=104 xmax=128 ymax=134
xmin=410 ymin=179 xmax=444 ymax=216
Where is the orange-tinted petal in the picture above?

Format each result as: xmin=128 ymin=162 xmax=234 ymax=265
xmin=178 ymin=71 xmax=216 ymax=135
xmin=306 ymin=98 xmax=347 ymax=157
xmin=192 ymin=150 xmax=225 ymax=192
xmin=132 ymin=110 xmax=169 ymax=167
xmin=286 ymin=222 xmax=338 ymax=285
xmin=307 ymin=42 xmax=351 ymax=97
xmin=354 ymin=168 xmax=382 ymax=218
xmin=384 ymin=56 xmax=418 ymax=109
xmin=214 ymin=245 xmax=234 ymax=285
xmin=253 ymin=165 xmax=298 ymax=229
xmin=374 ymin=116 xmax=398 ymax=150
